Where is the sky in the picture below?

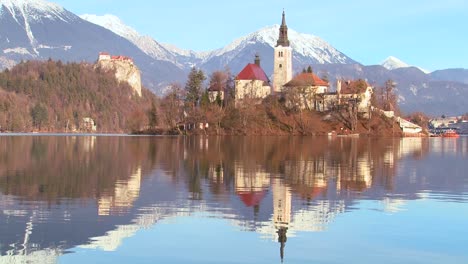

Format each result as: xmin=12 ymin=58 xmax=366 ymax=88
xmin=52 ymin=0 xmax=468 ymax=71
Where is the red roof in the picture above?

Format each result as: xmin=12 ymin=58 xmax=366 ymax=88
xmin=284 ymin=73 xmax=329 ymax=87
xmin=237 ymin=190 xmax=267 ymax=207
xmin=99 ymin=52 xmax=110 ymax=55
xmin=236 ymin=63 xmax=270 ymax=83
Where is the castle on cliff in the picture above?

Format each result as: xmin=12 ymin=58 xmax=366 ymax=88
xmin=96 ymin=52 xmax=141 ymax=97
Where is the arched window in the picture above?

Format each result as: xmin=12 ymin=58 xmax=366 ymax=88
xmin=279 ymin=64 xmax=282 ymax=68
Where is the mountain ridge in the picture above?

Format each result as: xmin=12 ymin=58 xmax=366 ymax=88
xmin=1 ymin=2 xmax=467 ymax=115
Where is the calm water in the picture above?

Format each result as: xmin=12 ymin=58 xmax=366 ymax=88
xmin=0 ymin=135 xmax=467 ymax=264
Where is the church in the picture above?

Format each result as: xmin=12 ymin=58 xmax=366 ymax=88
xmin=234 ymin=11 xmax=295 ymax=105
xmin=234 ymin=11 xmax=373 ymax=116
xmin=234 ymin=11 xmax=330 ymax=106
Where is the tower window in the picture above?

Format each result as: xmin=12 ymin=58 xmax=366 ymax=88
xmin=279 ymin=64 xmax=282 ymax=68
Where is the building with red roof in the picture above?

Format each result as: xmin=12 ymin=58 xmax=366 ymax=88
xmin=234 ymin=54 xmax=271 ymax=106
xmin=282 ymin=72 xmax=330 ymax=111
xmin=284 ymin=72 xmax=329 ymax=88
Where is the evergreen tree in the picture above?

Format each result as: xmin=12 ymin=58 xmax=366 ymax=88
xmin=307 ymin=66 xmax=313 ymax=73
xmin=200 ymin=91 xmax=210 ymax=108
xmin=185 ymin=67 xmax=206 ymax=108
xmin=31 ymin=103 xmax=48 ymax=130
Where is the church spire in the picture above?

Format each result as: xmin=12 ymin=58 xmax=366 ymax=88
xmin=276 ymin=10 xmax=290 ymax=47
xmin=277 ymin=227 xmax=288 ymax=262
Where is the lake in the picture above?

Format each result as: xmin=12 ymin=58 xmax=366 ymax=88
xmin=0 ymin=135 xmax=467 ymax=264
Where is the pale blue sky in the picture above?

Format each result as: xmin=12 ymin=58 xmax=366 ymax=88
xmin=53 ymin=0 xmax=468 ymax=71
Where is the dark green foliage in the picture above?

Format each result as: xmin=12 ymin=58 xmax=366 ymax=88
xmin=307 ymin=65 xmax=313 ymax=73
xmin=185 ymin=67 xmax=206 ymax=108
xmin=200 ymin=91 xmax=210 ymax=108
xmin=31 ymin=103 xmax=48 ymax=129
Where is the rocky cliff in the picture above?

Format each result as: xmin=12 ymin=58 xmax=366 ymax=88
xmin=96 ymin=55 xmax=142 ymax=97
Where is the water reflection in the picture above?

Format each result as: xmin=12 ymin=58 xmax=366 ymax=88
xmin=0 ymin=135 xmax=467 ymax=263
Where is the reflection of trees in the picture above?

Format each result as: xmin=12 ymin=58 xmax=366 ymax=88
xmin=0 ymin=136 xmax=428 ymax=204
xmin=162 ymin=137 xmax=429 ymax=202
xmin=0 ymin=136 xmax=157 ymax=202
xmin=0 ymin=136 xmax=434 ymax=262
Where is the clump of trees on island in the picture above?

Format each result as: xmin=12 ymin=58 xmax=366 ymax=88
xmin=0 ymin=59 xmax=425 ymax=135
xmin=151 ymin=67 xmax=404 ymax=136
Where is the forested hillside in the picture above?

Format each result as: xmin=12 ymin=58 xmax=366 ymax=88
xmin=0 ymin=60 xmax=156 ymax=132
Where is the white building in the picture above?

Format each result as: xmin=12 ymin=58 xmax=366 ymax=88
xmin=234 ymin=55 xmax=271 ymax=107
xmin=273 ymin=11 xmax=293 ymax=93
xmin=283 ymin=72 xmax=329 ymax=110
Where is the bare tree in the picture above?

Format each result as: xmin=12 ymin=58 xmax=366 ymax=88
xmin=161 ymin=83 xmax=184 ymax=133
xmin=208 ymin=70 xmax=229 ymax=106
xmin=383 ymin=79 xmax=398 ymax=112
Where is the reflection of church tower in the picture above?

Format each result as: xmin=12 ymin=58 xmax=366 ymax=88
xmin=272 ymin=178 xmax=291 ymax=262
xmin=273 ymin=11 xmax=293 ymax=93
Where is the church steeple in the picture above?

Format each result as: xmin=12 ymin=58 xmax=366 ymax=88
xmin=277 ymin=227 xmax=288 ymax=262
xmin=273 ymin=10 xmax=293 ymax=92
xmin=276 ymin=10 xmax=290 ymax=47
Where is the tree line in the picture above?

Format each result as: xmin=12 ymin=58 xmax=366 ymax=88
xmin=0 ymin=60 xmax=157 ymax=132
xmin=0 ymin=59 xmax=404 ymax=135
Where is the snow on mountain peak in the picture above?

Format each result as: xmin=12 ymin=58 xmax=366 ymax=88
xmin=1 ymin=0 xmax=74 ymax=55
xmin=0 ymin=0 xmax=68 ymax=20
xmin=381 ymin=56 xmax=430 ymax=73
xmin=81 ymin=13 xmax=352 ymax=69
xmin=381 ymin=56 xmax=410 ymax=70
xmin=209 ymin=24 xmax=351 ymax=64
xmin=80 ymin=14 xmax=184 ymax=67
xmin=80 ymin=14 xmax=140 ymax=43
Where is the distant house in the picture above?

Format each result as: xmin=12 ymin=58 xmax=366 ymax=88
xmin=81 ymin=117 xmax=97 ymax=132
xmin=398 ymin=117 xmax=423 ymax=134
xmin=235 ymin=55 xmax=271 ymax=107
xmin=336 ymin=80 xmax=373 ymax=113
xmin=315 ymin=79 xmax=373 ymax=117
xmin=282 ymin=72 xmax=329 ymax=110
xmin=207 ymin=84 xmax=225 ymax=104
xmin=429 ymin=117 xmax=458 ymax=128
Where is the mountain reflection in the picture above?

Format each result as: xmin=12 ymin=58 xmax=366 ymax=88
xmin=0 ymin=135 xmax=466 ymax=262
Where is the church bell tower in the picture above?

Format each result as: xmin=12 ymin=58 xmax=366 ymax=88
xmin=273 ymin=11 xmax=293 ymax=93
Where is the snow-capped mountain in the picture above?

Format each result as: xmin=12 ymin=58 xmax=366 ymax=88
xmin=203 ymin=24 xmax=354 ymax=74
xmin=209 ymin=25 xmax=352 ymax=64
xmin=195 ymin=24 xmax=355 ymax=75
xmin=80 ymin=14 xmax=187 ymax=68
xmin=381 ymin=56 xmax=430 ymax=74
xmin=381 ymin=56 xmax=410 ymax=70
xmin=1 ymin=2 xmax=467 ymax=114
xmin=0 ymin=0 xmax=185 ymax=91
xmin=82 ymin=14 xmax=354 ymax=75
xmin=0 ymin=0 xmax=77 ymax=57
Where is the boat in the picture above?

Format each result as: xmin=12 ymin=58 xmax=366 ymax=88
xmin=442 ymin=130 xmax=459 ymax=138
